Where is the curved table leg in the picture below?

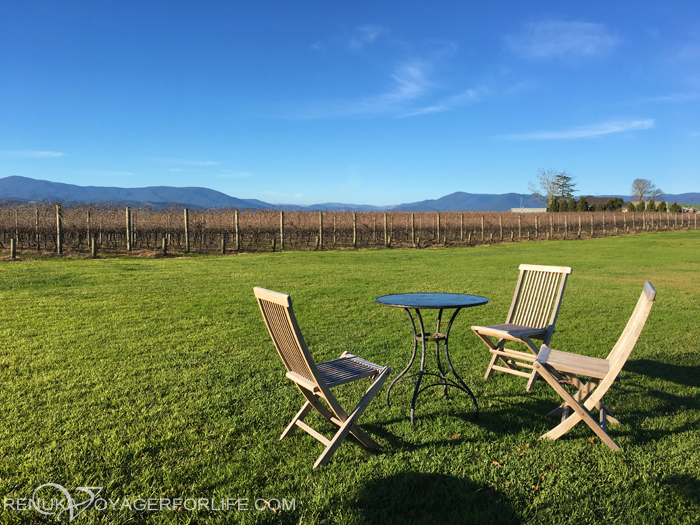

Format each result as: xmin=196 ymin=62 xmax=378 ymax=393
xmin=434 ymin=309 xmax=449 ymax=398
xmin=444 ymin=307 xmax=479 ymax=419
xmin=386 ymin=308 xmax=419 ymax=407
xmin=410 ymin=308 xmax=427 ymax=425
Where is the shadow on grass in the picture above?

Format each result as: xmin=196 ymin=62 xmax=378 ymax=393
xmin=356 ymin=472 xmax=519 ymax=525
xmin=364 ymin=355 xmax=700 ymax=451
xmin=626 ymin=357 xmax=700 ymax=388
xmin=662 ymin=474 xmax=700 ymax=508
xmin=362 ymin=394 xmax=556 ymax=452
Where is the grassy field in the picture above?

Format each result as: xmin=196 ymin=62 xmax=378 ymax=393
xmin=1 ymin=231 xmax=699 ymax=524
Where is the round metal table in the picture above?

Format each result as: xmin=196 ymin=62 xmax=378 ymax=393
xmin=375 ymin=293 xmax=489 ymax=425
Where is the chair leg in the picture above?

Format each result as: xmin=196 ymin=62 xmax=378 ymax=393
xmin=314 ymin=416 xmax=358 ymax=468
xmin=312 ymin=368 xmax=389 ymax=468
xmin=281 ymin=401 xmax=313 ymax=440
xmin=484 ymin=353 xmax=499 ymax=379
xmin=534 ymin=362 xmax=620 ymax=450
xmin=525 ymin=370 xmax=538 ymax=391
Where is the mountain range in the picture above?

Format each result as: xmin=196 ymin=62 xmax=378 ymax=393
xmin=1 ymin=176 xmax=698 ymax=211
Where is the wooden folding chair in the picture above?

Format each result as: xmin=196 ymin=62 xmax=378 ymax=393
xmin=254 ymin=287 xmax=390 ymax=468
xmin=472 ymin=264 xmax=572 ymax=390
xmin=533 ymin=281 xmax=656 ymax=450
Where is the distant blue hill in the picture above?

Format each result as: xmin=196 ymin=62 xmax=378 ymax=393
xmin=391 ymin=192 xmax=546 ymax=212
xmin=0 ymin=175 xmax=265 ymax=209
xmin=1 ymin=176 xmax=697 ymax=211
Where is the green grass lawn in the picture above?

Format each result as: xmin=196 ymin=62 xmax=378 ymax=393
xmin=1 ymin=232 xmax=699 ymax=524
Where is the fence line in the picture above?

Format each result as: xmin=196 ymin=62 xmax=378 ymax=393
xmin=0 ymin=203 xmax=696 ymax=257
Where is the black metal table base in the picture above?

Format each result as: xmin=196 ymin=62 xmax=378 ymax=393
xmin=385 ymin=307 xmax=479 ymax=425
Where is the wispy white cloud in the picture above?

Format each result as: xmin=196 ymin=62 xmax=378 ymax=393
xmin=156 ymin=158 xmax=219 ymax=166
xmin=349 ymin=24 xmax=388 ymax=49
xmin=398 ymin=87 xmax=487 ymax=117
xmin=1 ymin=150 xmax=65 ymax=158
xmin=290 ymin=59 xmax=433 ymax=118
xmin=505 ymin=19 xmax=619 ymax=59
xmin=292 ymin=26 xmax=483 ymax=119
xmin=502 ymin=119 xmax=654 ymax=140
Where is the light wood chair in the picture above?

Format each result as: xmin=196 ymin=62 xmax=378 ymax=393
xmin=254 ymin=287 xmax=390 ymax=469
xmin=471 ymin=264 xmax=572 ymax=390
xmin=533 ymin=281 xmax=656 ymax=450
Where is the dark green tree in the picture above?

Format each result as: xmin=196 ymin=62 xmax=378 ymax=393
xmin=627 ymin=202 xmax=636 ymax=212
xmin=646 ymin=198 xmax=656 ymax=211
xmin=567 ymin=198 xmax=577 ymax=212
xmin=548 ymin=197 xmax=560 ymax=212
xmin=555 ymin=171 xmax=576 ymax=200
xmin=577 ymin=196 xmax=589 ymax=211
xmin=605 ymin=197 xmax=624 ymax=211
xmin=595 ymin=203 xmax=604 ymax=211
xmin=636 ymin=201 xmax=646 ymax=212
xmin=657 ymin=201 xmax=667 ymax=212
xmin=669 ymin=201 xmax=682 ymax=213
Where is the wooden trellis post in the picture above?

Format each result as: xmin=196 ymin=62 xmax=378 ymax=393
xmin=183 ymin=208 xmax=190 ymax=252
xmin=437 ymin=213 xmax=441 ymax=244
xmin=234 ymin=210 xmax=240 ymax=251
xmin=318 ymin=212 xmax=323 ymax=250
xmin=126 ymin=207 xmax=133 ymax=251
xmin=481 ymin=215 xmax=484 ymax=241
xmin=352 ymin=212 xmax=357 ymax=248
xmin=35 ymin=207 xmax=40 ymax=252
xmin=56 ymin=205 xmax=62 ymax=254
xmin=86 ymin=209 xmax=91 ymax=247
xmin=499 ymin=215 xmax=503 ymax=240
xmin=384 ymin=213 xmax=388 ymax=247
xmin=280 ymin=211 xmax=284 ymax=250
xmin=411 ymin=213 xmax=415 ymax=245
xmin=518 ymin=215 xmax=521 ymax=239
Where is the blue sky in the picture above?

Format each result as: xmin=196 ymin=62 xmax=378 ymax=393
xmin=1 ymin=1 xmax=698 ymax=206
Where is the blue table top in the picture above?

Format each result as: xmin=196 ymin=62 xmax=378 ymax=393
xmin=375 ymin=293 xmax=489 ymax=309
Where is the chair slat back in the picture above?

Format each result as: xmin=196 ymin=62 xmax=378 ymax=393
xmin=508 ymin=265 xmax=572 ymax=330
xmin=254 ymin=287 xmax=319 ymax=385
xmin=606 ymin=281 xmax=656 ymax=374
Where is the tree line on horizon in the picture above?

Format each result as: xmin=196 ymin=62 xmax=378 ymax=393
xmin=529 ymin=169 xmax=683 ymax=213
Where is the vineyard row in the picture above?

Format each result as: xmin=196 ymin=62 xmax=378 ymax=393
xmin=1 ymin=204 xmax=697 ymax=257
